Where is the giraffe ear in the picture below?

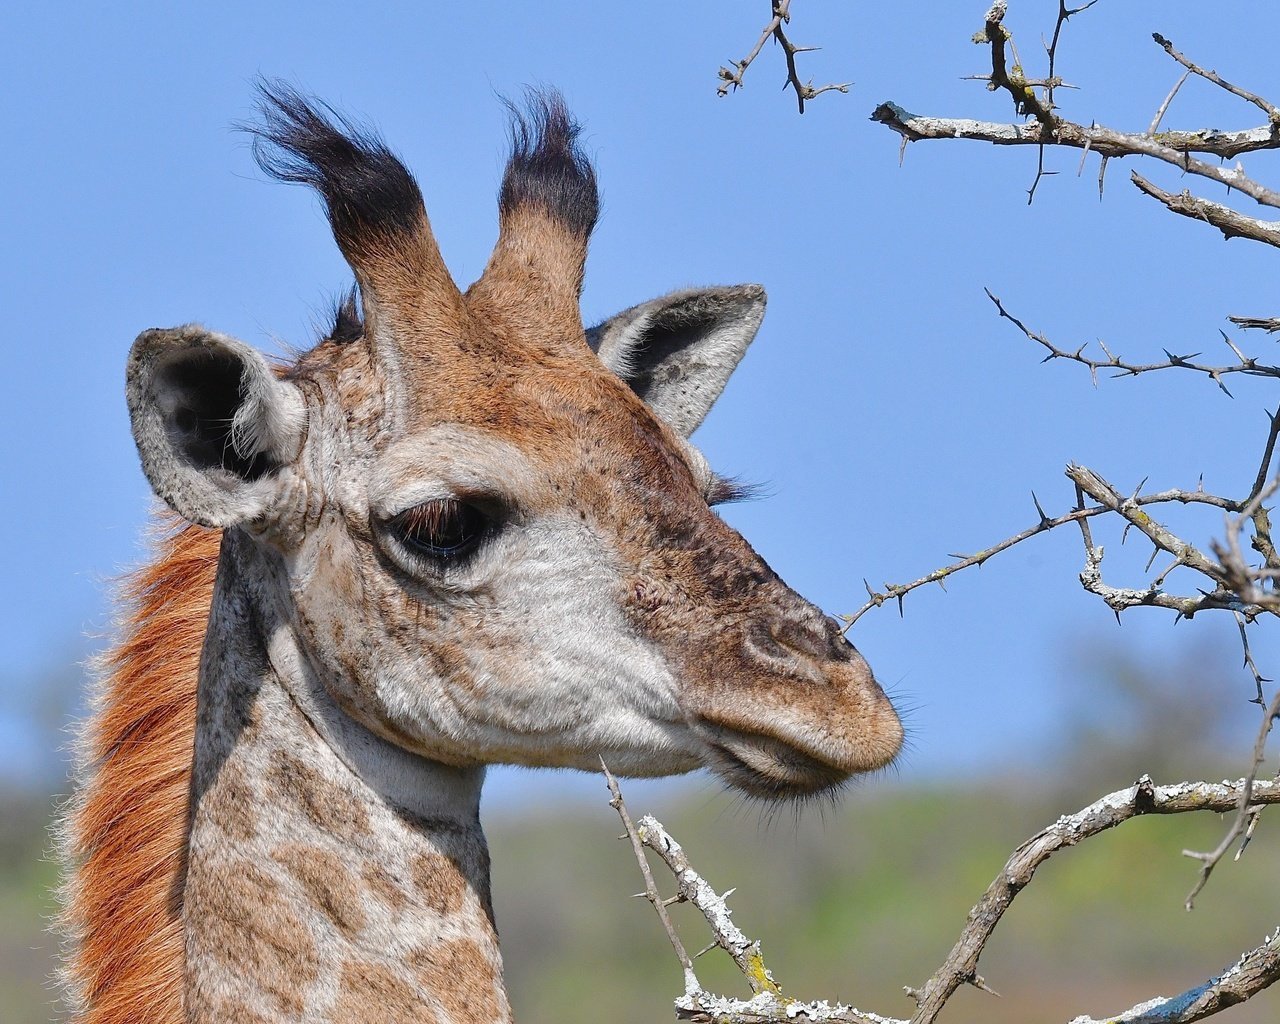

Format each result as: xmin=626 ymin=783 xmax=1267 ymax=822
xmin=126 ymin=326 xmax=307 ymax=528
xmin=587 ymin=285 xmax=766 ymax=437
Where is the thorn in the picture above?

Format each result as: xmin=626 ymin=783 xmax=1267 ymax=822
xmin=1032 ymin=491 xmax=1050 ymax=525
xmin=970 ymin=973 xmax=1002 ymax=998
xmin=896 ymin=593 xmax=905 ymax=617
xmin=721 ymin=887 xmax=737 ymax=900
xmin=1130 ymin=476 xmax=1149 ymax=500
xmin=694 ymin=941 xmax=718 ymax=960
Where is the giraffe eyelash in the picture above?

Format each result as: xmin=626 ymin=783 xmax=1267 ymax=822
xmin=708 ymin=474 xmax=763 ymax=506
xmin=389 ymin=498 xmax=491 ymax=562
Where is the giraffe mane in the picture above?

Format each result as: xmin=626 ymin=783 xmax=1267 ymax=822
xmin=57 ymin=515 xmax=220 ymax=1024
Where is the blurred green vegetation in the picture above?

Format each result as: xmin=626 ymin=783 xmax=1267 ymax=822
xmin=2 ymin=640 xmax=1276 ymax=1023
xmin=4 ymin=776 xmax=1277 ymax=1022
xmin=489 ymin=780 xmax=1278 ymax=1024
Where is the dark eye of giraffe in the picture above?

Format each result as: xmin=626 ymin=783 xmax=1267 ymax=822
xmin=392 ymin=499 xmax=489 ymax=561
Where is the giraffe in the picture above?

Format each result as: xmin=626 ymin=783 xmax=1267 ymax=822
xmin=59 ymin=83 xmax=903 ymax=1024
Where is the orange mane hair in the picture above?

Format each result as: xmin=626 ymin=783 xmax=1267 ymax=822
xmin=59 ymin=518 xmax=221 ymax=1024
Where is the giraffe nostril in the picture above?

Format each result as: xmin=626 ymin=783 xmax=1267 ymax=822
xmin=743 ymin=615 xmax=843 ymax=667
xmin=742 ymin=620 xmax=790 ymax=661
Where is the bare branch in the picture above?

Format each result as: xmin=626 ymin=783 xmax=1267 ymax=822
xmin=717 ymin=1 xmax=850 ymax=114
xmin=871 ymin=102 xmax=1280 ymax=162
xmin=1230 ymin=315 xmax=1280 ymax=335
xmin=873 ymin=5 xmax=1280 ymax=247
xmin=1068 ymin=465 xmax=1225 ymax=581
xmin=611 ymin=773 xmax=1280 ymax=1024
xmin=1068 ymin=928 xmax=1280 ymax=1024
xmin=871 ymin=102 xmax=1280 ymax=209
xmin=1132 ymin=171 xmax=1280 ymax=248
xmin=844 ymin=477 xmax=1248 ymax=629
xmin=909 ymin=776 xmax=1280 ymax=1022
xmin=985 ymin=289 xmax=1280 ymax=389
xmin=978 ymin=1 xmax=1053 ymax=126
xmin=1152 ymin=32 xmax=1280 ymax=124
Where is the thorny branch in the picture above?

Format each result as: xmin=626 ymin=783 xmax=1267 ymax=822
xmin=985 ymin=289 xmax=1280 ymax=396
xmin=871 ymin=2 xmax=1280 ymax=233
xmin=848 ymin=281 xmax=1280 ymax=903
xmin=609 ymin=773 xmax=1280 ymax=1024
xmin=704 ymin=4 xmax=1280 ymax=1022
xmin=716 ymin=1 xmax=850 ymax=114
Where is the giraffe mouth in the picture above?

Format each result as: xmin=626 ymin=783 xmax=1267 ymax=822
xmin=696 ymin=722 xmax=850 ymax=799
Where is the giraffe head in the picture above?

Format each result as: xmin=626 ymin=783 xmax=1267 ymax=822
xmin=125 ymin=85 xmax=902 ymax=800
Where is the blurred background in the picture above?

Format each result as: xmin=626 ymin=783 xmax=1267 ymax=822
xmin=3 ymin=2 xmax=1278 ymax=1021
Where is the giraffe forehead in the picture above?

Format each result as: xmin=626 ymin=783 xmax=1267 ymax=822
xmin=364 ymin=362 xmax=705 ymax=511
xmin=368 ymin=424 xmax=546 ymax=514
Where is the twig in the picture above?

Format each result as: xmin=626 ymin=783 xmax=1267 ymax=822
xmin=1214 ymin=475 xmax=1280 ymax=613
xmin=603 ymin=761 xmax=700 ymax=998
xmin=844 ymin=479 xmax=1246 ymax=629
xmin=1149 ymin=70 xmax=1191 ymax=134
xmin=1181 ymin=684 xmax=1280 ymax=907
xmin=986 ymin=289 xmax=1280 ymax=391
xmin=1152 ymin=33 xmax=1280 ymax=124
xmin=717 ymin=0 xmax=850 ymax=114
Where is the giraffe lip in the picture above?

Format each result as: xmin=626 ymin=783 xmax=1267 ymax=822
xmin=696 ymin=721 xmax=849 ymax=799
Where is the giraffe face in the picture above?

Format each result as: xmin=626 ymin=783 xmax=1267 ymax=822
xmin=125 ymin=88 xmax=902 ymax=801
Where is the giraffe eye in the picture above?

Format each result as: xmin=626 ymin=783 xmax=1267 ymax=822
xmin=392 ymin=499 xmax=489 ymax=561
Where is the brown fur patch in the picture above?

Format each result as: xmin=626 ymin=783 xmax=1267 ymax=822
xmin=272 ymin=843 xmax=367 ymax=937
xmin=265 ymin=747 xmax=371 ymax=842
xmin=363 ymin=863 xmax=408 ymax=912
xmin=60 ymin=517 xmax=219 ymax=1024
xmin=188 ymin=858 xmax=318 ymax=1016
xmin=410 ymin=850 xmax=467 ymax=917
xmin=331 ymin=960 xmax=436 ymax=1024
xmin=203 ymin=764 xmax=259 ymax=842
xmin=409 ymin=938 xmax=503 ymax=1023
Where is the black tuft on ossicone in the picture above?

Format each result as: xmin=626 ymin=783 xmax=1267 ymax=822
xmin=247 ymin=79 xmax=425 ymax=260
xmin=330 ymin=285 xmax=364 ymax=343
xmin=499 ymin=89 xmax=599 ymax=241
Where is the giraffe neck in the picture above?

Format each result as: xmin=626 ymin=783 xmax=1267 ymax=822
xmin=184 ymin=530 xmax=512 ymax=1023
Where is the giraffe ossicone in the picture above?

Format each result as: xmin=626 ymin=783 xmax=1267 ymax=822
xmin=64 ymin=82 xmax=903 ymax=1024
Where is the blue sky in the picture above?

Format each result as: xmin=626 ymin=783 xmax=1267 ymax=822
xmin=3 ymin=2 xmax=1277 ymax=805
